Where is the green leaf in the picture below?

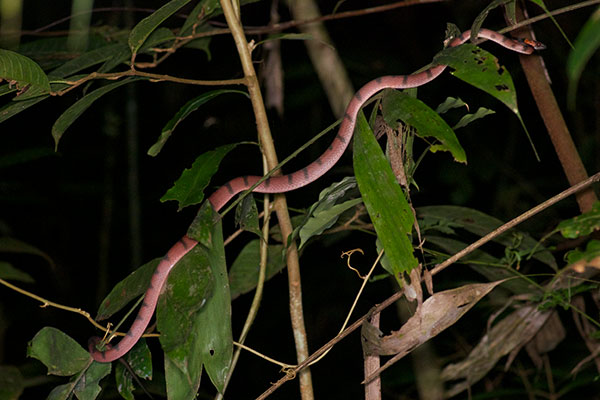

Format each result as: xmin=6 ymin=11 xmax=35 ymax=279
xmin=115 ymin=339 xmax=153 ymax=400
xmin=433 ymin=44 xmax=519 ymax=114
xmin=180 ymin=0 xmax=221 ymax=35
xmin=196 ymin=217 xmax=232 ymax=392
xmin=235 ymin=194 xmax=262 ymax=238
xmin=453 ymin=107 xmax=495 ymax=130
xmin=0 ymin=49 xmax=51 ymax=99
xmin=73 ymin=362 xmax=111 ymax=399
xmin=0 ymin=365 xmax=24 ymax=400
xmin=436 ymin=96 xmax=467 ymax=114
xmin=96 ymin=259 xmax=159 ymax=320
xmin=470 ymin=0 xmax=513 ymax=39
xmin=129 ymin=0 xmax=191 ymax=55
xmin=418 ymin=205 xmax=557 ymax=271
xmin=139 ymin=27 xmax=176 ymax=54
xmin=0 ymin=262 xmax=34 ymax=283
xmin=148 ymin=90 xmax=248 ymax=156
xmin=48 ymin=43 xmax=128 ymax=79
xmin=300 ymin=198 xmax=362 ymax=248
xmin=127 ymin=339 xmax=153 ymax=379
xmin=187 ymin=201 xmax=218 ymax=248
xmin=567 ymin=6 xmax=600 ymax=107
xmin=160 ymin=144 xmax=238 ymax=210
xmin=157 ymin=245 xmax=213 ymax=351
xmin=353 ymin=112 xmax=418 ymax=279
xmin=0 ymin=236 xmax=55 ymax=268
xmin=425 ymin=236 xmax=538 ymax=295
xmin=0 ymin=147 xmax=56 ymax=169
xmin=565 ymin=239 xmax=600 ymax=265
xmin=294 ymin=176 xmax=360 ymax=248
xmin=229 ymin=240 xmax=286 ymax=300
xmin=557 ymin=201 xmax=600 ymax=239
xmin=382 ymin=89 xmax=466 ymax=163
xmin=27 ymin=327 xmax=91 ymax=376
xmin=0 ymin=95 xmax=48 ymax=123
xmin=163 ymin=213 xmax=232 ymax=395
xmin=52 ymin=77 xmax=143 ymax=150
xmin=115 ymin=362 xmax=136 ymax=400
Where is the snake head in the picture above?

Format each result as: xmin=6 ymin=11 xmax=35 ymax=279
xmin=520 ymin=38 xmax=546 ymax=51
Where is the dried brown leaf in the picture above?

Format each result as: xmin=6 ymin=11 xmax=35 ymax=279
xmin=442 ymin=305 xmax=552 ymax=397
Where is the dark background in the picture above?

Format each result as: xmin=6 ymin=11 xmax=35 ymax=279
xmin=1 ymin=0 xmax=598 ymax=398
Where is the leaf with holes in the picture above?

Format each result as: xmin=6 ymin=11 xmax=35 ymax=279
xmin=558 ymin=202 xmax=600 ymax=239
xmin=433 ymin=44 xmax=519 ymax=114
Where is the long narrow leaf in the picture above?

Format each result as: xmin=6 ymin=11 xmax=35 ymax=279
xmin=353 ymin=112 xmax=417 ymax=279
xmin=51 ymin=77 xmax=143 ymax=149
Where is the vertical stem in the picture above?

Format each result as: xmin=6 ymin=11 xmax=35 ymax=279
xmin=509 ymin=3 xmax=597 ymax=213
xmin=219 ymin=1 xmax=314 ymax=398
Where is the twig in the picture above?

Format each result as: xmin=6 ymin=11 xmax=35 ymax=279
xmin=431 ymin=171 xmax=600 ymax=276
xmin=0 ymin=277 xmax=158 ymax=338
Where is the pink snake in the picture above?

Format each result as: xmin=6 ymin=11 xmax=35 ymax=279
xmin=89 ymin=29 xmax=544 ymax=362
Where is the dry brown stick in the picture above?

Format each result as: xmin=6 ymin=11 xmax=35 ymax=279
xmin=508 ymin=2 xmax=598 ymax=213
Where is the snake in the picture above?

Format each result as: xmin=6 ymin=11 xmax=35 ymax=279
xmin=88 ymin=28 xmax=545 ymax=362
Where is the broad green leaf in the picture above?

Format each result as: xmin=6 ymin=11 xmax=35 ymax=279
xmin=299 ymin=198 xmax=362 ymax=248
xmin=148 ymin=90 xmax=248 ymax=156
xmin=557 ymin=201 xmax=600 ymax=239
xmin=382 ymin=89 xmax=466 ymax=163
xmin=0 ymin=236 xmax=55 ymax=268
xmin=0 ymin=365 xmax=24 ymax=400
xmin=52 ymin=77 xmax=143 ymax=150
xmin=353 ymin=112 xmax=418 ymax=279
xmin=48 ymin=43 xmax=127 ymax=79
xmin=164 ymin=213 xmax=231 ymax=395
xmin=229 ymin=240 xmax=286 ymax=299
xmin=453 ymin=107 xmax=495 ymax=130
xmin=417 ymin=205 xmax=557 ymax=270
xmin=433 ymin=44 xmax=519 ymax=114
xmin=157 ymin=245 xmax=213 ymax=351
xmin=0 ymin=49 xmax=50 ymax=99
xmin=567 ymin=6 xmax=600 ymax=107
xmin=129 ymin=0 xmax=191 ymax=55
xmin=0 ymin=262 xmax=34 ymax=283
xmin=96 ymin=259 xmax=159 ymax=320
xmin=27 ymin=327 xmax=91 ymax=376
xmin=160 ymin=144 xmax=238 ymax=210
xmin=73 ymin=362 xmax=111 ymax=399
